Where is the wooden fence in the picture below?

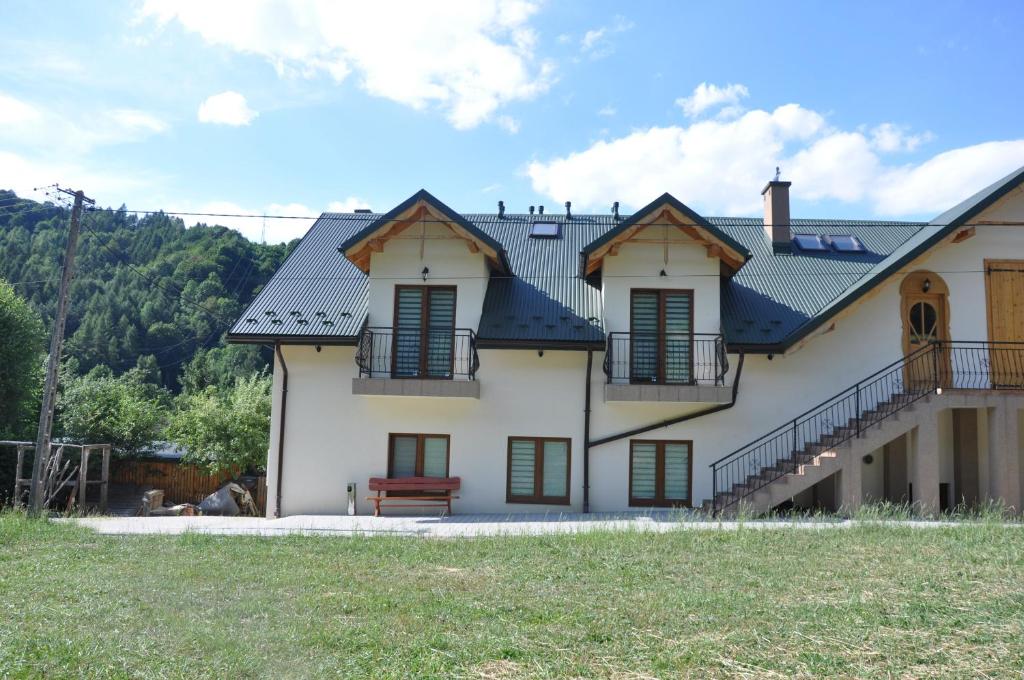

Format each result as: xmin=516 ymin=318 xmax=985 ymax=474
xmin=109 ymin=459 xmax=266 ymax=514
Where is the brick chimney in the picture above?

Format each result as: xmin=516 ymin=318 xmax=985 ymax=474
xmin=762 ymin=179 xmax=792 ymax=250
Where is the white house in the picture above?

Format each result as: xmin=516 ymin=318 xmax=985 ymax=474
xmin=229 ymin=167 xmax=1024 ymax=517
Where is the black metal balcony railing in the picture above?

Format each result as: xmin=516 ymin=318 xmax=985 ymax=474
xmin=603 ymin=332 xmax=728 ymax=385
xmin=709 ymin=341 xmax=1024 ymax=514
xmin=355 ymin=327 xmax=479 ymax=380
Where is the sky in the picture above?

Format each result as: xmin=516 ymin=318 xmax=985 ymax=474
xmin=1 ymin=0 xmax=1022 ymax=243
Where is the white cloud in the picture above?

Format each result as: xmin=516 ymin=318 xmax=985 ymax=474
xmin=597 ymin=105 xmax=616 ymax=117
xmin=140 ymin=0 xmax=554 ymax=130
xmin=869 ymin=123 xmax=933 ymax=153
xmin=496 ymin=115 xmax=520 ymax=134
xmin=526 ymin=94 xmax=1024 ymax=217
xmin=578 ymin=15 xmax=633 ymax=60
xmin=327 ymin=196 xmax=371 ymax=212
xmin=675 ymin=82 xmax=749 ymax=118
xmin=0 ymin=150 xmax=157 ymax=205
xmin=0 ymin=91 xmax=168 ymax=154
xmin=197 ymin=91 xmax=258 ymax=126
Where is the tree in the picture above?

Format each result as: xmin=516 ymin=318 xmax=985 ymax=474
xmin=57 ymin=367 xmax=169 ymax=455
xmin=167 ymin=374 xmax=271 ymax=475
xmin=0 ymin=279 xmax=45 ymax=439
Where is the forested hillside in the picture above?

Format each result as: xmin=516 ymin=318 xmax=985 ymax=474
xmin=0 ymin=189 xmax=294 ymax=391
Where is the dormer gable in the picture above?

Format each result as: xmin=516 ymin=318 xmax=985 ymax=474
xmin=338 ymin=189 xmax=512 ymax=274
xmin=579 ymin=193 xmax=750 ymax=277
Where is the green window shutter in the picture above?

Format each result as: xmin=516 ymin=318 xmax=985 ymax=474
xmin=509 ymin=439 xmax=537 ymax=497
xmin=663 ymin=293 xmax=692 ymax=384
xmin=630 ymin=292 xmax=659 ymax=382
xmin=422 ymin=436 xmax=449 ymax=478
xmin=631 ymin=442 xmax=657 ymax=500
xmin=426 ymin=288 xmax=455 ymax=377
xmin=391 ymin=436 xmax=418 ymax=478
xmin=541 ymin=440 xmax=568 ymax=498
xmin=394 ymin=288 xmax=424 ymax=377
xmin=663 ymin=443 xmax=689 ymax=501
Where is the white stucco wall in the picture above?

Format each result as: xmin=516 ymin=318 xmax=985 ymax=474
xmin=263 ymin=188 xmax=1024 ymax=516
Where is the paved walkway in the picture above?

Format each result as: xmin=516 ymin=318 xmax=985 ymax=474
xmin=65 ymin=512 xmax=1014 ymax=538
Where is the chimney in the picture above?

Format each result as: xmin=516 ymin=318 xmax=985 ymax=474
xmin=762 ymin=176 xmax=792 ymax=250
xmin=538 ymin=205 xmax=544 ymax=215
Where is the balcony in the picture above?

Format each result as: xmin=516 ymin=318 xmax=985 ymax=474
xmin=603 ymin=332 xmax=732 ymax=403
xmin=352 ymin=327 xmax=480 ymax=398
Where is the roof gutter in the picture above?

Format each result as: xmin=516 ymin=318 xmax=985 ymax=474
xmin=587 ymin=353 xmax=745 ymax=449
xmin=273 ymin=343 xmax=289 ymax=518
xmin=582 ymin=349 xmax=593 ymax=513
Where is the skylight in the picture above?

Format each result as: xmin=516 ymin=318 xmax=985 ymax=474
xmin=792 ymin=233 xmax=828 ymax=252
xmin=829 ymin=234 xmax=866 ymax=253
xmin=530 ymin=221 xmax=560 ymax=238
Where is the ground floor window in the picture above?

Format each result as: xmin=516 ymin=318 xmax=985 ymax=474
xmin=506 ymin=437 xmax=571 ymax=505
xmin=629 ymin=440 xmax=691 ymax=507
xmin=388 ymin=434 xmax=450 ymax=478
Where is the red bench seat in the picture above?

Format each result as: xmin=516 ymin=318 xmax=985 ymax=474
xmin=366 ymin=477 xmax=461 ymax=516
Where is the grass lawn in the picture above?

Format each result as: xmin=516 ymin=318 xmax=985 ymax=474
xmin=1 ymin=514 xmax=1022 ymax=678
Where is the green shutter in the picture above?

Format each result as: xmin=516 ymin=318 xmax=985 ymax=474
xmin=426 ymin=288 xmax=455 ymax=377
xmin=509 ymin=439 xmax=536 ymax=497
xmin=663 ymin=443 xmax=689 ymax=501
xmin=631 ymin=442 xmax=657 ymax=500
xmin=663 ymin=293 xmax=692 ymax=384
xmin=541 ymin=440 xmax=568 ymax=498
xmin=422 ymin=437 xmax=448 ymax=478
xmin=391 ymin=436 xmax=418 ymax=478
xmin=630 ymin=292 xmax=659 ymax=382
xmin=394 ymin=288 xmax=423 ymax=376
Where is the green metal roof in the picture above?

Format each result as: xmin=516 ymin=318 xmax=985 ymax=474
xmin=229 ymin=167 xmax=1024 ymax=351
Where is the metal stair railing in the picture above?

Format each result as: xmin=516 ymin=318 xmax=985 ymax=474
xmin=709 ymin=341 xmax=1024 ymax=514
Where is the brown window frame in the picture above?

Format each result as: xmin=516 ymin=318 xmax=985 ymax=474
xmin=628 ymin=439 xmax=693 ymax=508
xmin=506 ymin=436 xmax=571 ymax=505
xmin=387 ymin=433 xmax=451 ymax=479
xmin=391 ymin=285 xmax=457 ymax=379
xmin=629 ymin=288 xmax=695 ymax=385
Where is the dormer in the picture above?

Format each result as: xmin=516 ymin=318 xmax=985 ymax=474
xmin=338 ymin=190 xmax=511 ymax=395
xmin=584 ymin=194 xmax=750 ymax=403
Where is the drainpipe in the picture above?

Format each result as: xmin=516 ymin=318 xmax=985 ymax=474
xmin=588 ymin=353 xmax=745 ymax=449
xmin=583 ymin=350 xmax=593 ymax=513
xmin=274 ymin=343 xmax=289 ymax=518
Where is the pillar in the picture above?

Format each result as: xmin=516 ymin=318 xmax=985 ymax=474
xmin=987 ymin=402 xmax=1023 ymax=513
xmin=911 ymin=409 xmax=941 ymax=516
xmin=839 ymin=455 xmax=863 ymax=515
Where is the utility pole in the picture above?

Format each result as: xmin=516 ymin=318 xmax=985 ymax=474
xmin=28 ymin=187 xmax=94 ymax=515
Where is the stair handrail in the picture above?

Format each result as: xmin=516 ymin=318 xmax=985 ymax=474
xmin=709 ymin=341 xmax=940 ymax=514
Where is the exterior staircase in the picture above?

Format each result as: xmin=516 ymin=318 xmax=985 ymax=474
xmin=707 ymin=341 xmax=1024 ymax=516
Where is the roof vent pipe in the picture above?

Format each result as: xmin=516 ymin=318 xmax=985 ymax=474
xmin=612 ymin=201 xmax=619 ymax=221
xmin=529 ymin=205 xmax=535 ymax=215
xmin=538 ymin=205 xmax=544 ymax=215
xmin=498 ymin=200 xmax=505 ymax=218
xmin=565 ymin=201 xmax=572 ymax=220
xmin=762 ymin=171 xmax=792 ymax=251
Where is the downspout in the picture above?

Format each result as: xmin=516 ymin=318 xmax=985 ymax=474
xmin=583 ymin=350 xmax=593 ymax=513
xmin=588 ymin=353 xmax=745 ymax=449
xmin=274 ymin=343 xmax=289 ymax=518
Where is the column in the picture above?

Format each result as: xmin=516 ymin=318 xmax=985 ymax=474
xmin=987 ymin=402 xmax=1023 ymax=513
xmin=839 ymin=456 xmax=863 ymax=515
xmin=912 ymin=409 xmax=941 ymax=516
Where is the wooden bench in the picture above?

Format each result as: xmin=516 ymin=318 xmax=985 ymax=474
xmin=366 ymin=477 xmax=461 ymax=516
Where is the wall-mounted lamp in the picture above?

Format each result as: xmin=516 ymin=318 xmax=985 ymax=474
xmin=537 ymin=349 xmax=544 ymax=357
xmin=421 ymin=266 xmax=430 ymax=282
xmin=659 ymin=269 xmax=667 ymax=277
xmin=922 ymin=278 xmax=931 ymax=293
xmin=315 ymin=345 xmax=322 ymax=353
xmin=862 ymin=454 xmax=874 ymax=465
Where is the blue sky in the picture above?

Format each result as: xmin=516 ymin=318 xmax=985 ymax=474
xmin=1 ymin=0 xmax=1022 ymax=242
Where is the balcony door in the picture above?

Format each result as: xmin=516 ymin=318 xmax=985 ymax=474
xmin=630 ymin=289 xmax=693 ymax=384
xmin=393 ymin=286 xmax=456 ymax=378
